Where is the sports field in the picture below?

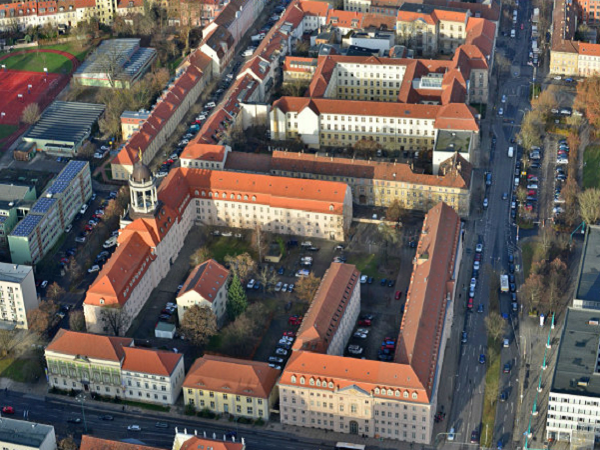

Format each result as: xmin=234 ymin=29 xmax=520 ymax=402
xmin=0 ymin=51 xmax=72 ymax=74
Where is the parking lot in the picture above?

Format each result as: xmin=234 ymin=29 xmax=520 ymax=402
xmin=252 ymin=222 xmax=420 ymax=367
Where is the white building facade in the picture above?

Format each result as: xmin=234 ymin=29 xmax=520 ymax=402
xmin=0 ymin=263 xmax=39 ymax=329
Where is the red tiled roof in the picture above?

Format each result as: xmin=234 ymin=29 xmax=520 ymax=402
xmin=46 ymin=329 xmax=133 ymax=361
xmin=298 ymin=0 xmax=330 ymax=17
xmin=395 ymin=202 xmax=460 ymax=392
xmin=158 ymin=168 xmax=350 ymax=216
xmin=180 ymin=144 xmax=228 ymax=162
xmin=433 ymin=8 xmax=466 ymax=22
xmin=293 ymin=263 xmax=360 ymax=353
xmin=81 ymin=436 xmax=166 ymax=450
xmin=326 ymin=9 xmax=364 ymax=28
xmin=579 ymin=42 xmax=600 ymax=57
xmin=121 ymin=347 xmax=182 ymax=376
xmin=180 ymin=437 xmax=243 ymax=450
xmin=178 ymin=259 xmax=229 ymax=304
xmin=183 ymin=355 xmax=280 ymax=398
xmin=396 ymin=9 xmax=437 ymax=25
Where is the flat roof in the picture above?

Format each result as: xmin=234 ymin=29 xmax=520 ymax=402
xmin=46 ymin=160 xmax=88 ymax=195
xmin=0 ymin=263 xmax=32 ymax=283
xmin=575 ymin=225 xmax=600 ymax=303
xmin=23 ymin=101 xmax=105 ymax=145
xmin=0 ymin=184 xmax=32 ymax=202
xmin=434 ymin=130 xmax=471 ymax=153
xmin=551 ymin=308 xmax=600 ymax=397
xmin=0 ymin=417 xmax=54 ymax=447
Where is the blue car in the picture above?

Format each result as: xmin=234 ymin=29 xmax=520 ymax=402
xmin=479 ymin=354 xmax=486 ymax=364
xmin=497 ymin=440 xmax=503 ymax=450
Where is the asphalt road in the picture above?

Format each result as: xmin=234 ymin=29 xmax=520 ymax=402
xmin=444 ymin=1 xmax=537 ymax=448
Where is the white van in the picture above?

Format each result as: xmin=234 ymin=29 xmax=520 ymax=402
xmin=508 ymin=146 xmax=514 ymax=158
xmin=511 ymin=29 xmax=516 ymax=38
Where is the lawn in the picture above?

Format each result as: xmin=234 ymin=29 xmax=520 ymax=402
xmin=0 ymin=357 xmax=44 ymax=382
xmin=583 ymin=145 xmax=600 ymax=190
xmin=521 ymin=241 xmax=536 ymax=280
xmin=39 ymin=42 xmax=92 ymax=62
xmin=2 ymin=51 xmax=72 ymax=73
xmin=481 ymin=337 xmax=501 ymax=448
xmin=0 ymin=125 xmax=17 ymax=141
xmin=346 ymin=253 xmax=387 ymax=278
xmin=207 ymin=237 xmax=255 ymax=263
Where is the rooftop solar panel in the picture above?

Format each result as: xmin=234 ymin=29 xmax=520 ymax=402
xmin=11 ymin=214 xmax=42 ymax=237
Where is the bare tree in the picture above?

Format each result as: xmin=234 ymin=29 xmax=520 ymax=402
xmin=101 ymin=306 xmax=129 ymax=336
xmin=46 ymin=282 xmax=66 ymax=302
xmin=21 ymin=103 xmax=41 ymax=125
xmin=252 ymin=225 xmax=267 ymax=262
xmin=68 ymin=310 xmax=86 ymax=332
xmin=579 ymin=188 xmax=600 ymax=226
xmin=295 ymin=273 xmax=321 ymax=303
xmin=0 ymin=330 xmax=39 ymax=358
xmin=179 ymin=305 xmax=217 ymax=346
xmin=224 ymin=252 xmax=256 ymax=282
xmin=58 ymin=436 xmax=78 ymax=450
xmin=257 ymin=266 xmax=278 ymax=293
xmin=190 ymin=247 xmax=211 ymax=266
xmin=484 ymin=311 xmax=505 ymax=342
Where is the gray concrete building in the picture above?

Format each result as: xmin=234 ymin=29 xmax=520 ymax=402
xmin=573 ymin=225 xmax=600 ymax=310
xmin=0 ymin=418 xmax=56 ymax=450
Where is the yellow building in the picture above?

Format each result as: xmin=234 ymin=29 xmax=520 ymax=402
xmin=550 ymin=46 xmax=579 ymax=76
xmin=183 ymin=355 xmax=280 ymax=421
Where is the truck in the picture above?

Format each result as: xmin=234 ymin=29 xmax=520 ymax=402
xmin=501 ymin=275 xmax=509 ymax=293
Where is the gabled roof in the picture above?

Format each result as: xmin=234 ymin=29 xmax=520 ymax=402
xmin=183 ymin=355 xmax=280 ymax=398
xmin=46 ymin=329 xmax=133 ymax=362
xmin=84 ymin=232 xmax=155 ymax=307
xmin=180 ymin=144 xmax=228 ymax=162
xmin=121 ymin=347 xmax=182 ymax=376
xmin=81 ymin=436 xmax=166 ymax=450
xmin=395 ymin=202 xmax=460 ymax=393
xmin=579 ymin=43 xmax=600 ymax=57
xmin=178 ymin=259 xmax=229 ymax=303
xmin=180 ymin=436 xmax=244 ymax=450
xmin=293 ymin=263 xmax=360 ymax=353
xmin=326 ymin=9 xmax=364 ymax=29
xmin=298 ymin=0 xmax=330 ymax=17
xmin=434 ymin=103 xmax=479 ymax=131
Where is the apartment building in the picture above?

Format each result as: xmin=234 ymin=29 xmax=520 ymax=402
xmin=121 ymin=346 xmax=184 ymax=405
xmin=270 ymin=97 xmax=479 ymax=158
xmin=111 ymin=50 xmax=213 ymax=181
xmin=578 ymin=43 xmax=600 ymax=76
xmin=86 ymin=162 xmax=352 ymax=335
xmin=547 ymin=308 xmax=600 ymax=442
xmin=293 ymin=263 xmax=361 ymax=356
xmin=81 ymin=437 xmax=165 ymax=450
xmin=283 ymin=57 xmax=318 ymax=81
xmin=45 ymin=329 xmax=183 ymax=404
xmin=8 ymin=161 xmax=92 ymax=265
xmin=183 ymin=355 xmax=280 ymax=420
xmin=176 ymin=259 xmax=229 ymax=326
xmin=0 ymin=263 xmax=39 ymax=330
xmin=573 ymin=225 xmax=600 ymax=310
xmin=550 ymin=0 xmax=580 ymax=75
xmin=0 ymin=418 xmax=56 ymax=450
xmin=120 ymin=110 xmax=150 ymax=140
xmin=180 ymin=144 xmax=231 ymax=169
xmin=174 ymin=433 xmax=246 ymax=450
xmin=270 ymin=151 xmax=472 ymax=216
xmin=0 ymin=184 xmax=37 ymax=246
xmin=279 ymin=202 xmax=462 ymax=443
xmin=0 ymin=0 xmax=96 ymax=32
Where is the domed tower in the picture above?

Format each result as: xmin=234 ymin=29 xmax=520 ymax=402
xmin=129 ymin=151 xmax=157 ymax=215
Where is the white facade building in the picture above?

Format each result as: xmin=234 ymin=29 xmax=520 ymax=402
xmin=0 ymin=263 xmax=39 ymax=330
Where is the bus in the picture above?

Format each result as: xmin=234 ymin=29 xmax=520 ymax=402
xmin=335 ymin=443 xmax=366 ymax=450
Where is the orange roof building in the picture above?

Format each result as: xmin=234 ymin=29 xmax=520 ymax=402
xmin=45 ymin=330 xmax=184 ymax=405
xmin=81 ymin=436 xmax=166 ymax=450
xmin=176 ymin=435 xmax=245 ymax=450
xmin=183 ymin=355 xmax=281 ymax=421
xmin=176 ymin=259 xmax=230 ymax=326
xmin=293 ymin=263 xmax=361 ymax=355
xmin=279 ymin=202 xmax=462 ymax=444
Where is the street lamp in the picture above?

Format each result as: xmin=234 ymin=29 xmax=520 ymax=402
xmin=76 ymin=393 xmax=88 ymax=433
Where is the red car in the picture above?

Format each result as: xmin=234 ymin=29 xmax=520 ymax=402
xmin=288 ymin=316 xmax=302 ymax=325
xmin=60 ymin=257 xmax=69 ymax=264
xmin=358 ymin=319 xmax=372 ymax=326
xmin=283 ymin=331 xmax=296 ymax=337
xmin=467 ymin=297 xmax=474 ymax=309
xmin=524 ymin=204 xmax=534 ymax=211
xmin=474 ymin=253 xmax=481 ymax=261
xmin=2 ymin=406 xmax=14 ymax=414
xmin=527 ymin=190 xmax=536 ymax=196
xmin=85 ymin=224 xmax=94 ymax=232
xmin=395 ymin=291 xmax=402 ymax=300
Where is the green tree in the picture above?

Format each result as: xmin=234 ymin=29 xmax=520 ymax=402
xmin=226 ymin=274 xmax=247 ymax=320
xmin=179 ymin=305 xmax=217 ymax=346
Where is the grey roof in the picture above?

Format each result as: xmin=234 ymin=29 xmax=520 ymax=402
xmin=11 ymin=214 xmax=42 ymax=237
xmin=122 ymin=47 xmax=157 ymax=77
xmin=76 ymin=38 xmax=140 ymax=74
xmin=0 ymin=184 xmax=32 ymax=203
xmin=0 ymin=417 xmax=54 ymax=447
xmin=575 ymin=225 xmax=600 ymax=303
xmin=46 ymin=160 xmax=88 ymax=195
xmin=435 ymin=130 xmax=472 ymax=154
xmin=24 ymin=101 xmax=105 ymax=145
xmin=551 ymin=308 xmax=600 ymax=397
xmin=399 ymin=2 xmax=466 ymax=14
xmin=0 ymin=263 xmax=33 ymax=283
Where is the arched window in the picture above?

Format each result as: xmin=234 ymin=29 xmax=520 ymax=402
xmin=244 ymin=195 xmax=249 ymax=200
xmin=237 ymin=195 xmax=242 ymax=200
xmin=403 ymin=391 xmax=409 ymax=398
xmin=328 ymin=382 xmax=334 ymax=389
xmin=374 ymin=388 xmax=380 ymax=395
xmin=316 ymin=380 xmax=321 ymax=387
xmin=412 ymin=392 xmax=418 ymax=399
xmin=291 ymin=375 xmax=297 ymax=383
xmin=387 ymin=389 xmax=393 ymax=396
xmin=300 ymin=377 xmax=305 ymax=385
xmin=208 ymin=192 xmax=213 ymax=198
xmin=230 ymin=194 xmax=235 ymax=199
xmin=309 ymin=378 xmax=315 ymax=386
xmin=201 ymin=191 xmax=206 ymax=196
xmin=329 ymin=204 xmax=334 ymax=211
xmin=395 ymin=390 xmax=401 ymax=397
xmin=252 ymin=196 xmax=257 ymax=201
xmin=222 ymin=193 xmax=226 ymax=198
xmin=194 ymin=190 xmax=199 ymax=195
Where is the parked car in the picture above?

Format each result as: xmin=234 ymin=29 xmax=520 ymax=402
xmin=127 ymin=425 xmax=142 ymax=431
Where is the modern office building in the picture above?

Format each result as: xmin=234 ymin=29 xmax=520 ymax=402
xmin=8 ymin=161 xmax=92 ymax=265
xmin=0 ymin=418 xmax=56 ymax=450
xmin=45 ymin=329 xmax=184 ymax=405
xmin=547 ymin=307 xmax=600 ymax=442
xmin=0 ymin=263 xmax=39 ymax=330
xmin=573 ymin=225 xmax=600 ymax=310
xmin=183 ymin=355 xmax=280 ymax=421
xmin=0 ymin=184 xmax=37 ymax=246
